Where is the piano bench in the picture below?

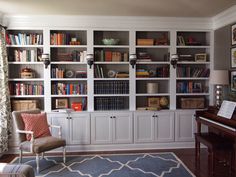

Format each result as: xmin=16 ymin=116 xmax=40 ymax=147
xmin=195 ymin=132 xmax=234 ymax=177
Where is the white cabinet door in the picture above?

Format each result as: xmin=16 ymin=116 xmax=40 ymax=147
xmin=91 ymin=113 xmax=113 ymax=144
xmin=51 ymin=113 xmax=69 ymax=141
xmin=175 ymin=110 xmax=196 ymax=142
xmin=134 ymin=112 xmax=154 ymax=143
xmin=113 ymin=112 xmax=133 ymax=144
xmin=70 ymin=113 xmax=90 ymax=145
xmin=154 ymin=112 xmax=174 ymax=142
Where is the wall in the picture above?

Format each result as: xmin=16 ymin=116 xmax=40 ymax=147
xmin=214 ymin=22 xmax=236 ymax=100
xmin=214 ymin=25 xmax=231 ymax=70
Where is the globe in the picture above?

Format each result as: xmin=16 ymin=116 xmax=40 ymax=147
xmin=159 ymin=97 xmax=169 ymax=108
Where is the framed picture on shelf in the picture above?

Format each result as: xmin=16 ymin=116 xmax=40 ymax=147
xmin=232 ymin=23 xmax=236 ymax=46
xmin=231 ymin=47 xmax=236 ymax=68
xmin=193 ymin=82 xmax=202 ymax=93
xmin=55 ymin=98 xmax=68 ymax=109
xmin=195 ymin=53 xmax=207 ymax=62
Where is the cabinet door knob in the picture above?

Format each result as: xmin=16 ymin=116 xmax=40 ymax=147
xmin=113 ymin=116 xmax=116 ymax=118
xmin=155 ymin=115 xmax=158 ymax=118
xmin=110 ymin=116 xmax=113 ymax=118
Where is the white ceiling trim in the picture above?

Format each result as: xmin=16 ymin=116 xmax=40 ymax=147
xmin=212 ymin=5 xmax=236 ymax=29
xmin=3 ymin=15 xmax=212 ymax=30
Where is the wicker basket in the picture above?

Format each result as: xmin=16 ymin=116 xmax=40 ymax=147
xmin=180 ymin=97 xmax=205 ymax=109
xmin=12 ymin=100 xmax=38 ymax=111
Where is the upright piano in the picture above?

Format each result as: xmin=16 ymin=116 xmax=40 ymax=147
xmin=195 ymin=107 xmax=236 ymax=174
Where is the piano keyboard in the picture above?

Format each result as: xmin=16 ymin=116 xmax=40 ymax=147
xmin=199 ymin=116 xmax=236 ymax=132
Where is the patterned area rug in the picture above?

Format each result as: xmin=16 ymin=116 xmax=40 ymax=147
xmin=11 ymin=152 xmax=195 ymax=177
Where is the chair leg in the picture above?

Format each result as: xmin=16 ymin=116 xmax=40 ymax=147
xmin=19 ymin=149 xmax=22 ymax=163
xmin=36 ymin=154 xmax=40 ymax=174
xmin=63 ymin=146 xmax=66 ymax=163
xmin=41 ymin=152 xmax=44 ymax=159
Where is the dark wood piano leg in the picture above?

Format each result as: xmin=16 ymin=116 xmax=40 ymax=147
xmin=208 ymin=149 xmax=214 ymax=177
xmin=196 ymin=142 xmax=200 ymax=176
xmin=234 ymin=142 xmax=236 ymax=177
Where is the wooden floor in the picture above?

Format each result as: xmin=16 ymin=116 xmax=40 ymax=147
xmin=0 ymin=148 xmax=232 ymax=177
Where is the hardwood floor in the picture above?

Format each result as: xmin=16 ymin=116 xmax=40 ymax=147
xmin=0 ymin=148 xmax=232 ymax=177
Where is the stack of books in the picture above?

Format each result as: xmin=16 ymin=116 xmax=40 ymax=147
xmin=136 ymin=69 xmax=150 ymax=77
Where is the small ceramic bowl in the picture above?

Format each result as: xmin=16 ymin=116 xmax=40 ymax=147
xmin=102 ymin=38 xmax=119 ymax=45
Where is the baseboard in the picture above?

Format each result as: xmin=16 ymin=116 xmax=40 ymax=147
xmin=8 ymin=142 xmax=195 ymax=154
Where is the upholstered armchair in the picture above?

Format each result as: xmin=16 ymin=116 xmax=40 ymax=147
xmin=12 ymin=109 xmax=66 ymax=174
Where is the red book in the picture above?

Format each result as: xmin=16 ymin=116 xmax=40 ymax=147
xmin=105 ymin=51 xmax=112 ymax=61
xmin=70 ymin=84 xmax=73 ymax=95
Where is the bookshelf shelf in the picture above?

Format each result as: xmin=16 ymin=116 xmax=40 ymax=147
xmin=51 ymin=95 xmax=87 ymax=97
xmin=10 ymin=95 xmax=44 ymax=98
xmin=136 ymin=61 xmax=170 ymax=65
xmin=50 ymin=45 xmax=87 ymax=48
xmin=6 ymin=45 xmax=43 ymax=48
xmin=136 ymin=93 xmax=170 ymax=96
xmin=176 ymin=93 xmax=210 ymax=96
xmin=94 ymin=45 xmax=129 ymax=48
xmin=176 ymin=45 xmax=210 ymax=49
xmin=177 ymin=62 xmax=210 ymax=65
xmin=136 ymin=77 xmax=170 ymax=80
xmin=9 ymin=78 xmax=44 ymax=81
xmin=94 ymin=62 xmax=129 ymax=65
xmin=94 ymin=78 xmax=129 ymax=81
xmin=8 ymin=62 xmax=43 ymax=65
xmin=51 ymin=62 xmax=87 ymax=64
xmin=135 ymin=45 xmax=170 ymax=48
xmin=94 ymin=94 xmax=130 ymax=97
xmin=51 ymin=78 xmax=87 ymax=81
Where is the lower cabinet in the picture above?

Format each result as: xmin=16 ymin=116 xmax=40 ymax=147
xmin=134 ymin=111 xmax=175 ymax=143
xmin=50 ymin=113 xmax=90 ymax=145
xmin=91 ymin=112 xmax=133 ymax=144
xmin=175 ymin=110 xmax=196 ymax=142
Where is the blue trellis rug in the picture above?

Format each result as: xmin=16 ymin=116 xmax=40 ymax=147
xmin=11 ymin=152 xmax=195 ymax=177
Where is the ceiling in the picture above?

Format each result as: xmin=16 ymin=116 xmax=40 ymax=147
xmin=0 ymin=0 xmax=235 ymax=17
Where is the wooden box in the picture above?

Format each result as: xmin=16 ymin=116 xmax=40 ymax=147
xmin=12 ymin=100 xmax=38 ymax=111
xmin=180 ymin=97 xmax=205 ymax=109
xmin=137 ymin=39 xmax=154 ymax=45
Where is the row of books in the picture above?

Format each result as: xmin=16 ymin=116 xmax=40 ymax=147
xmin=6 ymin=33 xmax=43 ymax=45
xmin=156 ymin=67 xmax=169 ymax=77
xmin=177 ymin=81 xmax=205 ymax=93
xmin=177 ymin=35 xmax=202 ymax=46
xmin=94 ymin=81 xmax=129 ymax=94
xmin=136 ymin=67 xmax=169 ymax=78
xmin=51 ymin=83 xmax=87 ymax=95
xmin=50 ymin=33 xmax=81 ymax=45
xmin=55 ymin=51 xmax=87 ymax=62
xmin=177 ymin=67 xmax=210 ymax=77
xmin=95 ymin=97 xmax=126 ymax=110
xmin=94 ymin=50 xmax=129 ymax=62
xmin=51 ymin=67 xmax=87 ymax=78
xmin=11 ymin=49 xmax=42 ymax=62
xmin=51 ymin=67 xmax=65 ymax=78
xmin=9 ymin=83 xmax=44 ymax=95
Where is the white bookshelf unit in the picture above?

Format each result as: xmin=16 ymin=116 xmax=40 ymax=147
xmin=6 ymin=18 xmax=213 ymax=152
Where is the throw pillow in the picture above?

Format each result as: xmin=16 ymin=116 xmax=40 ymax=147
xmin=21 ymin=113 xmax=51 ymax=141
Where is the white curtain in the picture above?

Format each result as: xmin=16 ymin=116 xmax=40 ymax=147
xmin=0 ymin=27 xmax=12 ymax=153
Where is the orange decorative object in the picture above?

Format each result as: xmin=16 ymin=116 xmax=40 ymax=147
xmin=71 ymin=102 xmax=82 ymax=111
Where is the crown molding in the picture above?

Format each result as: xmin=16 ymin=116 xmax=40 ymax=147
xmin=212 ymin=5 xmax=236 ymax=29
xmin=3 ymin=15 xmax=212 ymax=30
